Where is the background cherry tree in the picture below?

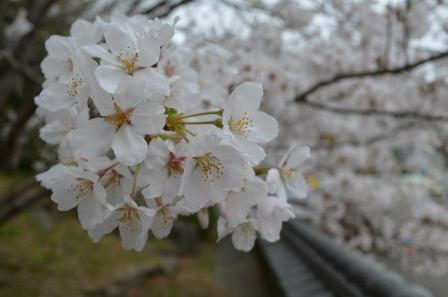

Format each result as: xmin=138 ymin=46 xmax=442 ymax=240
xmin=1 ymin=0 xmax=448 ymax=275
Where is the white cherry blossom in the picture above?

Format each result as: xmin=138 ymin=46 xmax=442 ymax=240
xmin=82 ymin=23 xmax=169 ymax=98
xmin=36 ymin=164 xmax=109 ymax=229
xmin=182 ymin=133 xmax=245 ymax=210
xmin=277 ymin=144 xmax=311 ymax=199
xmin=88 ymin=195 xmax=154 ymax=252
xmin=141 ymin=139 xmax=189 ymax=204
xmin=71 ymin=94 xmax=165 ymax=166
xmin=222 ymin=82 xmax=278 ymax=164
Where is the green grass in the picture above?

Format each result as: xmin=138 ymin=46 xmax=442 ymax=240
xmin=0 ymin=207 xmax=223 ymax=297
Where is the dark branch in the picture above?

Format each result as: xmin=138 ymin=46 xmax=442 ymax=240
xmin=0 ymin=178 xmax=49 ymax=225
xmin=295 ymin=50 xmax=448 ymax=102
xmin=143 ymin=0 xmax=195 ymax=18
xmin=299 ymin=100 xmax=448 ymax=121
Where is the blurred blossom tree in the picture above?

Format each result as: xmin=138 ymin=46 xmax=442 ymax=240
xmin=2 ymin=0 xmax=448 ymax=274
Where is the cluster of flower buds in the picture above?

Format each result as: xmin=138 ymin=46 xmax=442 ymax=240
xmin=35 ymin=14 xmax=310 ymax=252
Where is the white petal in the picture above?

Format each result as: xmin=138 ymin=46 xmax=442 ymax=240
xmin=45 ymin=35 xmax=71 ymax=58
xmin=230 ymin=136 xmax=265 ymax=165
xmin=93 ymin=182 xmax=109 ymax=208
xmin=227 ymin=82 xmax=263 ymax=114
xmin=151 ymin=207 xmax=174 ymax=239
xmin=82 ymin=45 xmax=118 ymax=65
xmin=182 ymin=161 xmax=213 ymax=211
xmin=71 ymin=118 xmax=114 ymax=158
xmin=35 ymin=83 xmax=75 ymax=112
xmin=111 ymin=125 xmax=147 ymax=166
xmin=247 ymin=111 xmax=278 ymax=143
xmin=134 ymin=68 xmax=170 ymax=98
xmin=119 ymin=221 xmax=141 ymax=251
xmin=286 ymin=146 xmax=311 ymax=169
xmin=41 ymin=56 xmax=69 ymax=80
xmin=257 ymin=214 xmax=282 ymax=242
xmin=137 ymin=33 xmax=161 ymax=67
xmin=145 ymin=138 xmax=170 ymax=168
xmin=104 ymin=23 xmax=137 ymax=57
xmin=51 ymin=179 xmax=81 ymax=211
xmin=95 ymin=65 xmax=127 ymax=94
xmin=286 ymin=173 xmax=309 ymax=199
xmin=231 ymin=223 xmax=256 ymax=252
xmin=132 ymin=101 xmax=166 ymax=134
xmin=87 ymin=210 xmax=118 ymax=242
xmin=90 ymin=82 xmax=116 ymax=116
xmin=39 ymin=120 xmax=66 ymax=144
xmin=78 ymin=192 xmax=104 ymax=229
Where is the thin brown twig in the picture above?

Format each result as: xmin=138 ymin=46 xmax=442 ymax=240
xmin=295 ymin=50 xmax=448 ymax=103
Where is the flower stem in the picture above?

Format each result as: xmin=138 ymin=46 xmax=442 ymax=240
xmin=131 ymin=163 xmax=142 ymax=197
xmin=184 ymin=119 xmax=223 ymax=128
xmin=180 ymin=109 xmax=223 ymax=119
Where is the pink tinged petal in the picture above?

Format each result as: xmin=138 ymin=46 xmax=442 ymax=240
xmin=87 ymin=210 xmax=118 ymax=242
xmin=132 ymin=101 xmax=166 ymax=135
xmin=227 ymin=82 xmax=263 ymax=114
xmin=71 ymin=118 xmax=114 ymax=158
xmin=137 ymin=33 xmax=161 ymax=67
xmin=232 ymin=223 xmax=257 ymax=252
xmin=95 ymin=65 xmax=128 ymax=94
xmin=197 ymin=208 xmax=209 ymax=229
xmin=82 ymin=45 xmax=118 ymax=65
xmin=104 ymin=24 xmax=137 ymax=57
xmin=35 ymin=83 xmax=75 ymax=112
xmin=77 ymin=191 xmax=104 ymax=229
xmin=111 ymin=125 xmax=147 ymax=166
xmin=247 ymin=111 xmax=278 ymax=143
xmin=286 ymin=173 xmax=309 ymax=199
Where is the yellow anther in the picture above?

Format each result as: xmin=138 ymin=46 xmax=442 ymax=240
xmin=105 ymin=104 xmax=134 ymax=129
xmin=228 ymin=112 xmax=253 ymax=137
xmin=118 ymin=204 xmax=140 ymax=230
xmin=194 ymin=153 xmax=224 ymax=182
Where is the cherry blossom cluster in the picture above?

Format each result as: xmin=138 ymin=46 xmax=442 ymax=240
xmin=34 ymin=15 xmax=310 ymax=252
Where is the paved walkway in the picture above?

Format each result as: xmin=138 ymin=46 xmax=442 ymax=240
xmin=214 ymin=238 xmax=272 ymax=297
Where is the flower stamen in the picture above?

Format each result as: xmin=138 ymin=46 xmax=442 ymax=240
xmin=228 ymin=112 xmax=253 ymax=137
xmin=194 ymin=153 xmax=224 ymax=182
